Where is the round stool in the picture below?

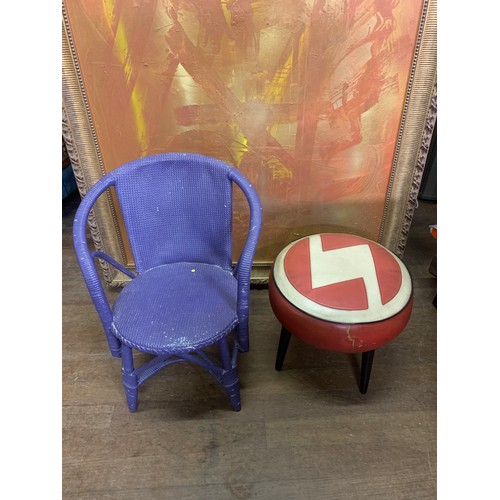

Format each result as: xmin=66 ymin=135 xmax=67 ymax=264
xmin=268 ymin=233 xmax=413 ymax=393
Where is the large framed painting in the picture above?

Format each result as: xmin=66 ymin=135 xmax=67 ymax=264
xmin=63 ymin=0 xmax=436 ymax=285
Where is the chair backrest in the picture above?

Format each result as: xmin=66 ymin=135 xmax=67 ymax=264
xmin=77 ymin=153 xmax=261 ymax=274
xmin=113 ymin=153 xmax=240 ymax=273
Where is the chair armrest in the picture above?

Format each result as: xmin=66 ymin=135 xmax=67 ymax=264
xmin=230 ymin=173 xmax=263 ymax=287
xmin=228 ymin=169 xmax=263 ymax=352
xmin=73 ymin=175 xmax=122 ymax=356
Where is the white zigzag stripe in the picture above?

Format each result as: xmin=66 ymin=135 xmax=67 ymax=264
xmin=309 ymin=235 xmax=383 ymax=309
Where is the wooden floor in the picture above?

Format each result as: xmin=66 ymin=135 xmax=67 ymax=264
xmin=63 ymin=194 xmax=437 ymax=499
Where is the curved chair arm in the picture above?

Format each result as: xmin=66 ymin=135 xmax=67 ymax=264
xmin=73 ymin=173 xmax=123 ymax=357
xmin=228 ymin=168 xmax=263 ymax=351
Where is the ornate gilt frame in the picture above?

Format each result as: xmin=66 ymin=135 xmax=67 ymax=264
xmin=62 ymin=0 xmax=436 ymax=286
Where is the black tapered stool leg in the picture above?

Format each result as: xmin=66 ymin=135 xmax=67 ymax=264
xmin=359 ymin=349 xmax=375 ymax=394
xmin=275 ymin=327 xmax=292 ymax=371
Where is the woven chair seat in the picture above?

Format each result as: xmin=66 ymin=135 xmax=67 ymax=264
xmin=112 ymin=263 xmax=238 ymax=355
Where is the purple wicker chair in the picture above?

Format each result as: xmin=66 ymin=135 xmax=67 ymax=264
xmin=73 ymin=153 xmax=262 ymax=412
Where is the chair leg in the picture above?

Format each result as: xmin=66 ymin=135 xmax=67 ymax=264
xmin=106 ymin=329 xmax=122 ymax=358
xmin=236 ymin=322 xmax=250 ymax=353
xmin=224 ymin=375 xmax=241 ymax=412
xmin=219 ymin=337 xmax=241 ymax=411
xmin=121 ymin=345 xmax=139 ymax=412
xmin=275 ymin=327 xmax=292 ymax=371
xmin=359 ymin=349 xmax=375 ymax=394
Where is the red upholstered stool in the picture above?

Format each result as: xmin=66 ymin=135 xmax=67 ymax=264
xmin=269 ymin=233 xmax=413 ymax=393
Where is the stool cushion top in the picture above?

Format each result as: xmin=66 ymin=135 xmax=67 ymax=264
xmin=273 ymin=233 xmax=412 ymax=324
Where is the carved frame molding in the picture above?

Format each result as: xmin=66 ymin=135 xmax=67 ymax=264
xmin=378 ymin=0 xmax=437 ymax=256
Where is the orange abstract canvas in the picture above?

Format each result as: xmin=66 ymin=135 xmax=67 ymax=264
xmin=64 ymin=0 xmax=425 ymax=265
